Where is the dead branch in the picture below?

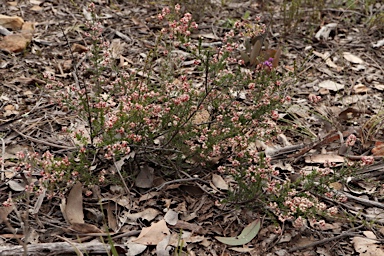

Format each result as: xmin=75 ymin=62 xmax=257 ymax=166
xmin=0 ymin=241 xmax=125 ymax=256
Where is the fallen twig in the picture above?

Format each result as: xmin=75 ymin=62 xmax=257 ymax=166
xmin=0 ymin=241 xmax=125 ymax=256
xmin=10 ymin=126 xmax=77 ymax=150
xmin=288 ymin=224 xmax=364 ymax=252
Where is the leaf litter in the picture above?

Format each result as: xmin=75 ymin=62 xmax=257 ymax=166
xmin=0 ymin=0 xmax=383 ymax=255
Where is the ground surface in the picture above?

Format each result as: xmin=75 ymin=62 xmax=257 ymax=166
xmin=0 ymin=0 xmax=384 ymax=255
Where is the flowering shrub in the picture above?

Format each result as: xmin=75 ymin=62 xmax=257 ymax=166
xmin=14 ymin=4 xmax=348 ymax=228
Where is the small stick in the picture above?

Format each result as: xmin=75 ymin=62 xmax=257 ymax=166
xmin=288 ymin=224 xmax=364 ymax=252
xmin=10 ymin=126 xmax=77 ymax=150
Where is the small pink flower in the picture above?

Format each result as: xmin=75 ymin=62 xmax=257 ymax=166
xmin=162 ymin=7 xmax=170 ymax=16
xmin=293 ymin=216 xmax=304 ymax=228
xmin=175 ymin=4 xmax=181 ymax=12
xmin=193 ymin=59 xmax=201 ymax=65
xmin=2 ymin=198 xmax=13 ymax=207
xmin=271 ymin=110 xmax=279 ymax=120
xmin=318 ymin=220 xmax=326 ymax=228
xmin=308 ymin=94 xmax=321 ymax=104
xmin=327 ymin=206 xmax=338 ymax=215
xmin=345 ymin=134 xmax=356 ymax=147
xmin=361 ymin=156 xmax=374 ymax=166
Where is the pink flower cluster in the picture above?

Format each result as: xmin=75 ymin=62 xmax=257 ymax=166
xmin=158 ymin=5 xmax=198 ymax=40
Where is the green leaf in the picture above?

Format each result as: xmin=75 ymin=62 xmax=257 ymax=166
xmin=215 ymin=219 xmax=261 ymax=246
xmin=242 ymin=11 xmax=251 ymax=20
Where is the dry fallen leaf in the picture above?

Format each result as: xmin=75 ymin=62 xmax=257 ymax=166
xmin=315 ymin=23 xmax=337 ymax=40
xmin=374 ymin=84 xmax=384 ymax=91
xmin=353 ymin=84 xmax=369 ymax=94
xmin=106 ymin=203 xmax=118 ymax=232
xmin=30 ymin=5 xmax=43 ymax=12
xmin=125 ymin=208 xmax=160 ymax=222
xmin=305 ymin=154 xmax=345 ymax=164
xmin=133 ymin=219 xmax=170 ymax=245
xmin=353 ymin=236 xmax=384 ymax=256
xmin=212 ymin=174 xmax=228 ymax=190
xmin=319 ymin=80 xmax=345 ymax=91
xmin=71 ymin=43 xmax=88 ymax=53
xmin=65 ymin=182 xmax=84 ymax=225
xmin=126 ymin=243 xmax=147 ymax=255
xmin=164 ymin=209 xmax=178 ymax=225
xmin=343 ymin=52 xmax=364 ymax=64
xmin=7 ymin=180 xmax=26 ymax=192
xmin=69 ymin=223 xmax=103 ymax=234
xmin=156 ymin=235 xmax=172 ymax=256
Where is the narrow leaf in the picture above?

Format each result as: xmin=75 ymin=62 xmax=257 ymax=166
xmin=215 ymin=219 xmax=261 ymax=246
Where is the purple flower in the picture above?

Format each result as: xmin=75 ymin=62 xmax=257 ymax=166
xmin=263 ymin=58 xmax=273 ymax=68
